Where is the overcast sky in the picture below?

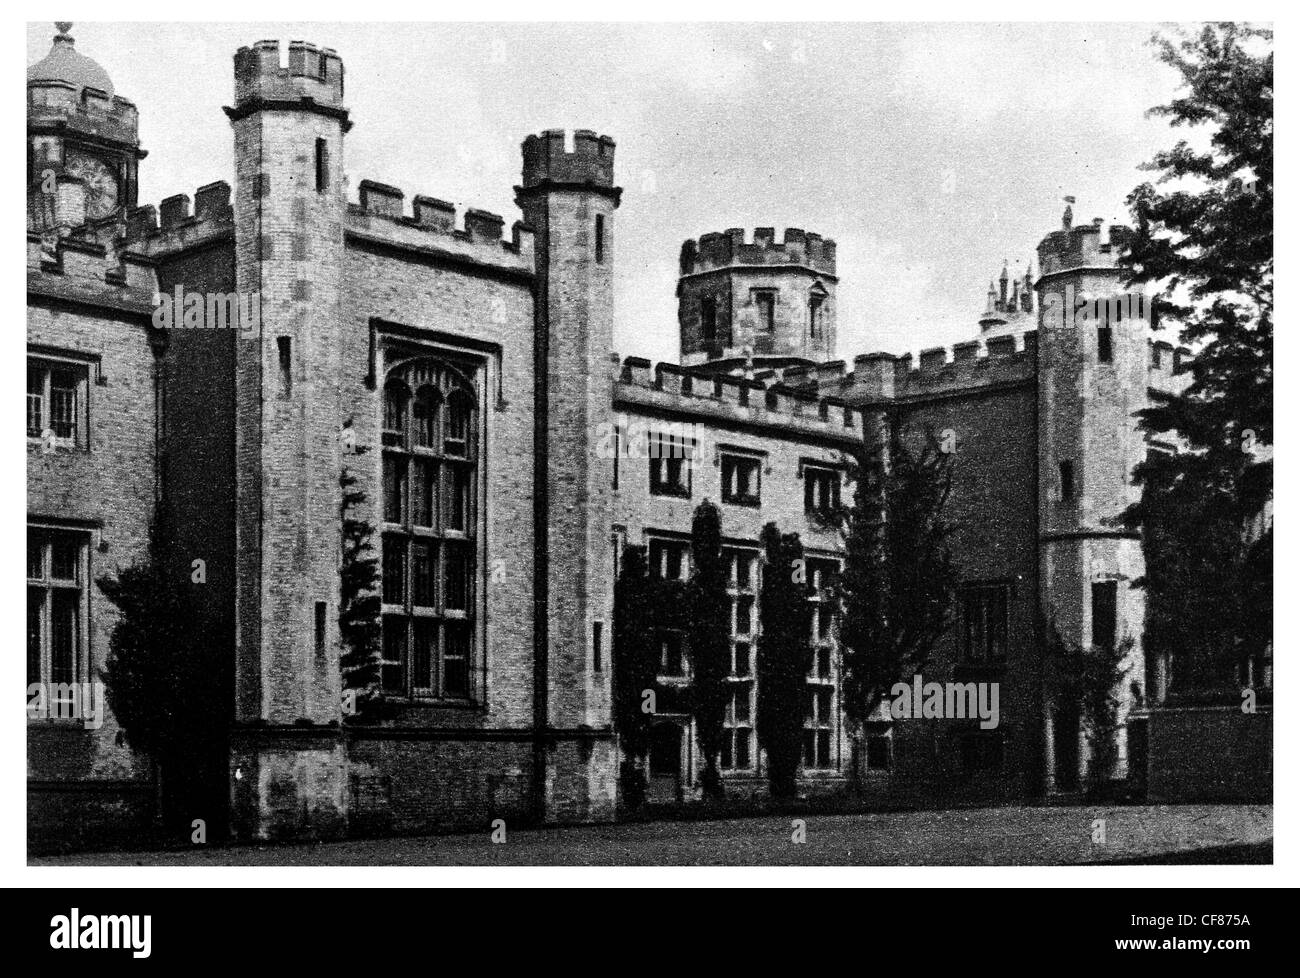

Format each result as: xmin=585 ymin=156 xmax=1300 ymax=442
xmin=28 ymin=21 xmax=1193 ymax=363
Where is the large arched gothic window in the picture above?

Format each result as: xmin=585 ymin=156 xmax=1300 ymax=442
xmin=380 ymin=358 xmax=479 ymax=700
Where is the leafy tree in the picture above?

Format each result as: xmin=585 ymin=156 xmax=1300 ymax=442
xmin=756 ymin=523 xmax=813 ymax=799
xmin=837 ymin=426 xmax=957 ymax=743
xmin=687 ymin=500 xmax=730 ymax=800
xmin=98 ymin=504 xmax=225 ymax=830
xmin=339 ymin=456 xmax=391 ymax=721
xmin=1044 ymin=624 xmax=1133 ymax=798
xmin=1120 ymin=23 xmax=1272 ymax=695
xmin=612 ymin=544 xmax=658 ymax=807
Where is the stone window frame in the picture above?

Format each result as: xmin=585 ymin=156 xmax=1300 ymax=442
xmin=378 ymin=346 xmax=488 ymax=705
xmin=27 ymin=524 xmax=92 ymax=707
xmin=721 ymin=545 xmax=760 ymax=771
xmin=959 ymin=582 xmax=1011 ymax=663
xmin=719 ymin=447 xmax=762 ymax=508
xmin=27 ymin=353 xmax=92 ymax=451
xmin=803 ymin=554 xmax=841 ymax=770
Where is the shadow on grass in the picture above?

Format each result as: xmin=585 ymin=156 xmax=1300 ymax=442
xmin=1094 ymin=840 xmax=1272 ymax=865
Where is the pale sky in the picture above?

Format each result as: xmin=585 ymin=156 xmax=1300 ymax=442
xmin=28 ymin=21 xmax=1192 ymax=364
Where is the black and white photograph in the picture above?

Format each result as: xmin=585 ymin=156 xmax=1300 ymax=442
xmin=12 ymin=6 xmax=1286 ymax=939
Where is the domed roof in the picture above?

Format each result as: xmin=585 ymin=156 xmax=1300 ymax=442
xmin=28 ymin=23 xmax=113 ymax=95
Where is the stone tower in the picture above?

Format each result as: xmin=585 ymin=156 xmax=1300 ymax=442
xmin=225 ymin=40 xmax=349 ymax=838
xmin=515 ymin=130 xmax=620 ymax=820
xmin=677 ymin=227 xmax=837 ymax=374
xmin=1035 ymin=210 xmax=1149 ymax=791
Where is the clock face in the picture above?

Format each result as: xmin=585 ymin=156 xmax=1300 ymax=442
xmin=65 ymin=151 xmax=120 ymax=220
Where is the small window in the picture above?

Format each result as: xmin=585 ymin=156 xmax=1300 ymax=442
xmin=592 ymin=620 xmax=603 ymax=672
xmin=315 ymin=138 xmax=329 ymax=192
xmin=314 ymin=601 xmax=327 ymax=660
xmin=1091 ymin=581 xmax=1118 ymax=652
xmin=27 ymin=359 xmax=88 ymax=449
xmin=594 ymin=214 xmax=605 ymax=264
xmin=1059 ymin=460 xmax=1074 ymax=502
xmin=658 ymin=629 xmax=686 ymax=676
xmin=1097 ymin=325 xmax=1113 ymax=363
xmin=960 ymin=584 xmax=1009 ymax=662
xmin=754 ymin=290 xmax=776 ymax=332
xmin=648 ymin=538 xmax=689 ymax=581
xmin=277 ymin=337 xmax=293 ymax=398
xmin=648 ymin=431 xmax=693 ymax=498
xmin=809 ymin=296 xmax=823 ymax=337
xmin=803 ymin=465 xmax=840 ymax=517
xmin=721 ymin=453 xmax=761 ymax=506
xmin=700 ymin=297 xmax=717 ymax=345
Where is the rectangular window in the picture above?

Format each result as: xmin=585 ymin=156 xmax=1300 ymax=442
xmin=315 ymin=138 xmax=329 ymax=192
xmin=804 ymin=555 xmax=839 ymax=770
xmin=27 ymin=358 xmax=88 ymax=449
xmin=658 ymin=630 xmax=686 ymax=677
xmin=314 ymin=601 xmax=327 ymax=661
xmin=700 ymin=297 xmax=717 ymax=345
xmin=803 ymin=465 xmax=840 ymax=517
xmin=648 ymin=431 xmax=693 ymax=498
xmin=809 ymin=296 xmax=823 ymax=337
xmin=27 ymin=528 xmax=88 ymax=694
xmin=648 ymin=538 xmax=689 ymax=581
xmin=961 ymin=584 xmax=1010 ymax=662
xmin=1091 ymin=581 xmax=1118 ymax=652
xmin=753 ymin=290 xmax=776 ymax=332
xmin=1059 ymin=460 xmax=1074 ymax=502
xmin=722 ymin=546 xmax=760 ymax=771
xmin=594 ymin=214 xmax=605 ymax=264
xmin=611 ymin=422 xmax=622 ymax=490
xmin=1097 ymin=325 xmax=1113 ymax=363
xmin=277 ymin=336 xmax=292 ymax=398
xmin=592 ymin=620 xmax=603 ymax=672
xmin=721 ymin=452 xmax=761 ymax=506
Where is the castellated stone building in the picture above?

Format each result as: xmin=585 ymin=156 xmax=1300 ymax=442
xmin=27 ymin=28 xmax=1190 ymax=846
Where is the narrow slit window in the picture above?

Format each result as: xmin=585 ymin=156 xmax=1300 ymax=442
xmin=314 ymin=601 xmax=327 ymax=660
xmin=1059 ymin=460 xmax=1074 ymax=502
xmin=315 ymin=138 xmax=329 ymax=192
xmin=593 ymin=620 xmax=603 ymax=672
xmin=1097 ymin=325 xmax=1113 ymax=363
xmin=594 ymin=214 xmax=605 ymax=264
xmin=277 ymin=336 xmax=292 ymax=398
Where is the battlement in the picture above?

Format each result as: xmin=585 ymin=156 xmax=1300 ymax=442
xmin=612 ymin=356 xmax=861 ymax=443
xmin=520 ymin=129 xmax=616 ymax=189
xmin=125 ymin=181 xmax=234 ymax=245
xmin=346 ymin=179 xmax=535 ymax=268
xmin=1037 ymin=220 xmax=1135 ymax=277
xmin=680 ymin=228 xmax=837 ymax=277
xmin=807 ymin=332 xmax=1038 ymax=403
xmin=28 ymin=80 xmax=139 ymax=144
xmin=233 ymin=40 xmax=345 ymax=108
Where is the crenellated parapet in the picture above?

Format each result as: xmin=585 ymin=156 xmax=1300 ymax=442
xmin=1037 ymin=219 xmax=1134 ymax=278
xmin=28 ymin=81 xmax=139 ymax=147
xmin=124 ymin=181 xmax=235 ymax=254
xmin=345 ymin=179 xmax=535 ymax=272
xmin=613 ymin=356 xmax=862 ymax=445
xmin=807 ymin=332 xmax=1038 ymax=404
xmin=520 ymin=129 xmax=616 ymax=191
xmin=232 ymin=40 xmax=345 ymax=110
xmin=681 ymin=227 xmax=837 ymax=277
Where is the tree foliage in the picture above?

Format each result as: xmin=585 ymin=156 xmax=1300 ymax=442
xmin=1120 ymin=23 xmax=1272 ymax=693
xmin=756 ymin=522 xmax=812 ymax=799
xmin=339 ymin=455 xmax=391 ymax=721
xmin=612 ymin=544 xmax=658 ymax=806
xmin=687 ymin=500 xmax=731 ymax=800
xmin=837 ymin=426 xmax=958 ymax=730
